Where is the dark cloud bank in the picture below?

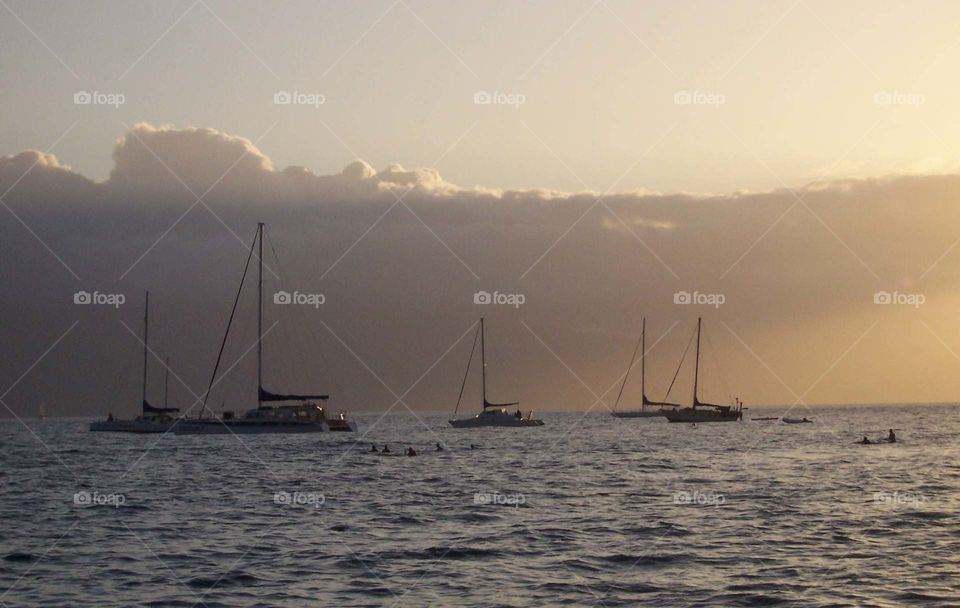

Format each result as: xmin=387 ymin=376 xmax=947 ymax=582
xmin=3 ymin=123 xmax=960 ymax=418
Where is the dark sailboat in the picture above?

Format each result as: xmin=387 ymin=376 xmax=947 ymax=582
xmin=175 ymin=223 xmax=356 ymax=434
xmin=90 ymin=292 xmax=182 ymax=433
xmin=449 ymin=318 xmax=544 ymax=428
xmin=663 ymin=318 xmax=743 ymax=423
xmin=611 ymin=318 xmax=680 ymax=418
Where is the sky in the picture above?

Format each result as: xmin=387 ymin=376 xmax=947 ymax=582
xmin=3 ymin=0 xmax=960 ymax=417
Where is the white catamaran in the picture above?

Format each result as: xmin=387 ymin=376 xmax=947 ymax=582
xmin=90 ymin=292 xmax=182 ymax=433
xmin=663 ymin=318 xmax=743 ymax=423
xmin=611 ymin=318 xmax=680 ymax=418
xmin=449 ymin=318 xmax=544 ymax=428
xmin=175 ymin=223 xmax=357 ymax=435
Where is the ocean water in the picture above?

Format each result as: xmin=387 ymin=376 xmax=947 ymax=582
xmin=1 ymin=405 xmax=959 ymax=607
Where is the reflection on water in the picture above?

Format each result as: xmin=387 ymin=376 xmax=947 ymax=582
xmin=1 ymin=405 xmax=959 ymax=607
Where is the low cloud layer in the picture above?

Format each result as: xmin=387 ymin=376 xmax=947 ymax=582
xmin=3 ymin=123 xmax=960 ymax=418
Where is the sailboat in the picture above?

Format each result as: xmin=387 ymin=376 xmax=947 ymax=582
xmin=662 ymin=318 xmax=743 ymax=423
xmin=90 ymin=292 xmax=182 ymax=433
xmin=611 ymin=318 xmax=680 ymax=418
xmin=449 ymin=318 xmax=544 ymax=428
xmin=175 ymin=223 xmax=356 ymax=435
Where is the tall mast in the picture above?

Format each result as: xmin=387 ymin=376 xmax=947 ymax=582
xmin=692 ymin=317 xmax=701 ymax=409
xmin=480 ymin=317 xmax=486 ymax=405
xmin=640 ymin=317 xmax=646 ymax=412
xmin=257 ymin=222 xmax=264 ymax=408
xmin=142 ymin=290 xmax=149 ymax=411
xmin=163 ymin=357 xmax=170 ymax=408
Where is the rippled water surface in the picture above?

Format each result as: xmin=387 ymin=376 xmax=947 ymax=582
xmin=2 ymin=406 xmax=959 ymax=607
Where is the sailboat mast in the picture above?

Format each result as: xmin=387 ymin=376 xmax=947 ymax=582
xmin=480 ymin=317 xmax=486 ymax=405
xmin=164 ymin=357 xmax=170 ymax=408
xmin=692 ymin=317 xmax=701 ymax=409
xmin=257 ymin=222 xmax=264 ymax=408
xmin=142 ymin=291 xmax=149 ymax=411
xmin=640 ymin=317 xmax=646 ymax=412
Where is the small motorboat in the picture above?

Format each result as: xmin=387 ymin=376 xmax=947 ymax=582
xmin=782 ymin=417 xmax=813 ymax=424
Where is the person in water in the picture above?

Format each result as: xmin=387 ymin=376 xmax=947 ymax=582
xmin=382 ymin=444 xmax=390 ymax=453
xmin=860 ymin=435 xmax=872 ymax=445
xmin=370 ymin=444 xmax=378 ymax=453
xmin=470 ymin=444 xmax=476 ymax=450
xmin=407 ymin=446 xmax=417 ymax=456
xmin=888 ymin=429 xmax=896 ymax=443
xmin=436 ymin=442 xmax=443 ymax=451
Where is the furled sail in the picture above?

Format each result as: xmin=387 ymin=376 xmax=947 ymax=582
xmin=693 ymin=396 xmax=730 ymax=411
xmin=143 ymin=399 xmax=179 ymax=414
xmin=259 ymin=386 xmax=329 ymax=402
xmin=643 ymin=394 xmax=682 ymax=408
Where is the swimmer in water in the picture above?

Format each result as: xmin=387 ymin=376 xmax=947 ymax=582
xmin=370 ymin=444 xmax=378 ymax=453
xmin=436 ymin=442 xmax=443 ymax=452
xmin=860 ymin=435 xmax=872 ymax=445
xmin=470 ymin=444 xmax=476 ymax=450
xmin=407 ymin=446 xmax=417 ymax=457
xmin=383 ymin=444 xmax=390 ymax=453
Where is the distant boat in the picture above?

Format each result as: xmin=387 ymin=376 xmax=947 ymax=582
xmin=752 ymin=416 xmax=778 ymax=421
xmin=782 ymin=417 xmax=812 ymax=424
xmin=611 ymin=318 xmax=679 ymax=418
xmin=663 ymin=318 xmax=743 ymax=423
xmin=175 ymin=223 xmax=356 ymax=435
xmin=449 ymin=318 xmax=544 ymax=428
xmin=90 ymin=292 xmax=182 ymax=433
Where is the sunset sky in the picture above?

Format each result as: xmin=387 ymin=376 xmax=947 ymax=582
xmin=4 ymin=0 xmax=960 ymax=416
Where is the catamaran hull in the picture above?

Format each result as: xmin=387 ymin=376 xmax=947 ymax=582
xmin=449 ymin=418 xmax=545 ymax=428
xmin=663 ymin=408 xmax=741 ymax=423
xmin=89 ymin=420 xmax=179 ymax=433
xmin=611 ymin=410 xmax=668 ymax=418
xmin=174 ymin=421 xmax=330 ymax=434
